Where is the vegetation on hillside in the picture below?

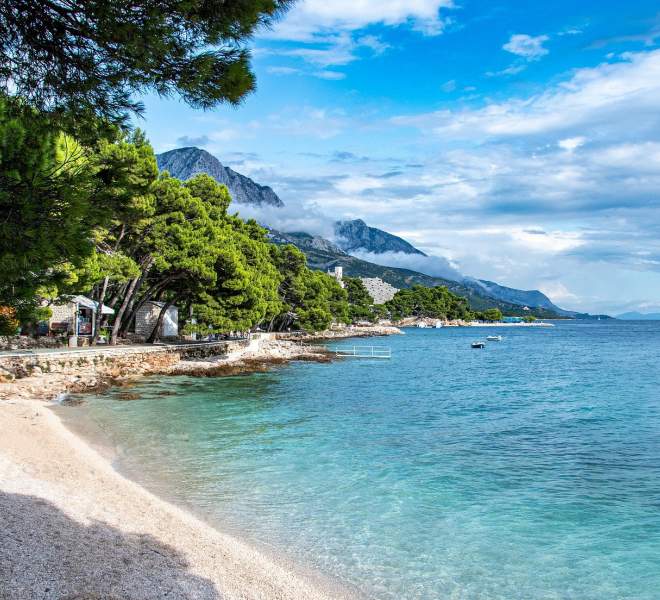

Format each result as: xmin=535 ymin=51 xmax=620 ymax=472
xmin=385 ymin=285 xmax=473 ymax=321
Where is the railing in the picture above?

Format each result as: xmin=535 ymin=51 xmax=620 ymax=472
xmin=334 ymin=345 xmax=391 ymax=359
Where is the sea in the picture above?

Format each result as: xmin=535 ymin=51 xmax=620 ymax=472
xmin=58 ymin=321 xmax=660 ymax=599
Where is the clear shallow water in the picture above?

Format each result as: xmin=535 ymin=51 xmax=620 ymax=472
xmin=63 ymin=322 xmax=660 ymax=599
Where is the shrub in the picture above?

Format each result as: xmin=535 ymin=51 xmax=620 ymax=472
xmin=0 ymin=306 xmax=20 ymax=336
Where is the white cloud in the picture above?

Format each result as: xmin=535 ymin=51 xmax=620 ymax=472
xmin=261 ymin=1 xmax=454 ymax=68
xmin=267 ymin=107 xmax=349 ymax=139
xmin=392 ymin=50 xmax=660 ymax=140
xmin=558 ymin=136 xmax=586 ymax=151
xmin=538 ymin=281 xmax=578 ymax=302
xmin=503 ymin=34 xmax=550 ymax=60
xmin=313 ymin=70 xmax=346 ymax=80
xmin=267 ymin=66 xmax=301 ymax=76
xmin=351 ymin=250 xmax=463 ymax=281
xmin=268 ymin=0 xmax=455 ymax=42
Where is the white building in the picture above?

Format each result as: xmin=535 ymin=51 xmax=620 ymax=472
xmin=135 ymin=301 xmax=179 ymax=339
xmin=360 ymin=278 xmax=399 ymax=304
xmin=327 ymin=266 xmax=345 ymax=288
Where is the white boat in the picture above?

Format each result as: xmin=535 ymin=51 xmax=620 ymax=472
xmin=486 ymin=335 xmax=502 ymax=342
xmin=471 ymin=341 xmax=486 ymax=349
xmin=434 ymin=321 xmax=443 ymax=328
xmin=417 ymin=322 xmax=428 ymax=328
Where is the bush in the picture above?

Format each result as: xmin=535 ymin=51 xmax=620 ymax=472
xmin=0 ymin=306 xmax=20 ymax=336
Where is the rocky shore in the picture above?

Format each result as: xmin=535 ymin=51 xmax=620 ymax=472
xmin=0 ymin=325 xmax=400 ymax=403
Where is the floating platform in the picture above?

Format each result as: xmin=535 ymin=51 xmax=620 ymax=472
xmin=334 ymin=345 xmax=392 ymax=359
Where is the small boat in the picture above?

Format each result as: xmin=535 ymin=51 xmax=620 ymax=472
xmin=471 ymin=341 xmax=486 ymax=349
xmin=417 ymin=322 xmax=428 ymax=328
xmin=434 ymin=321 xmax=443 ymax=328
xmin=486 ymin=335 xmax=502 ymax=342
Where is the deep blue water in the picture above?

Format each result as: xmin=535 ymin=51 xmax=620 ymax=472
xmin=64 ymin=321 xmax=660 ymax=599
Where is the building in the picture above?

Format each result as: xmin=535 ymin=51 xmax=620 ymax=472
xmin=360 ymin=277 xmax=399 ymax=304
xmin=135 ymin=301 xmax=179 ymax=339
xmin=48 ymin=295 xmax=115 ymax=338
xmin=503 ymin=316 xmax=524 ymax=323
xmin=327 ymin=266 xmax=345 ymax=288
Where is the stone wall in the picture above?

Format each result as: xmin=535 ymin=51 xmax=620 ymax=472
xmin=0 ymin=342 xmax=245 ymax=381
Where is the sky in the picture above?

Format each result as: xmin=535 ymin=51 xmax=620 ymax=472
xmin=138 ymin=0 xmax=660 ymax=315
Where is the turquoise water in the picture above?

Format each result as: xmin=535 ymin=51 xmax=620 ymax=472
xmin=65 ymin=322 xmax=660 ymax=599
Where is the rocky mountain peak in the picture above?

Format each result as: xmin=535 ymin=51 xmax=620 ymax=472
xmin=156 ymin=147 xmax=284 ymax=207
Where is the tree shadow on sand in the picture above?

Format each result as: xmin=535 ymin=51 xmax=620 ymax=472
xmin=0 ymin=491 xmax=220 ymax=600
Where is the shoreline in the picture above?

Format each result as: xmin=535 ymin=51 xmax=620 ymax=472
xmin=0 ymin=325 xmax=398 ymax=599
xmin=0 ymin=325 xmax=401 ymax=403
xmin=0 ymin=398 xmax=360 ymax=600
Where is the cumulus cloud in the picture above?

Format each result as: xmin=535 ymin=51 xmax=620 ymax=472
xmin=267 ymin=0 xmax=455 ymax=42
xmin=172 ymin=46 xmax=660 ymax=313
xmin=259 ymin=1 xmax=454 ymax=70
xmin=503 ymin=34 xmax=550 ymax=60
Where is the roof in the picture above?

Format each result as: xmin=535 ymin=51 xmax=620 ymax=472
xmin=70 ymin=295 xmax=115 ymax=315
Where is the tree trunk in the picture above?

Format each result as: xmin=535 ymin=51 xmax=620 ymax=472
xmin=110 ymin=274 xmax=141 ymax=345
xmin=147 ymin=295 xmax=180 ymax=344
xmin=106 ymin=281 xmax=128 ymax=309
xmin=120 ymin=275 xmax=176 ymax=337
xmin=91 ymin=276 xmax=109 ymax=345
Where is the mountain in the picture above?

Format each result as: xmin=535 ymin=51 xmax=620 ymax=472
xmin=269 ymin=229 xmax=563 ymax=318
xmin=467 ymin=279 xmax=569 ymax=315
xmin=156 ymin=147 xmax=284 ymax=207
xmin=334 ymin=219 xmax=426 ymax=256
xmin=617 ymin=311 xmax=660 ymax=320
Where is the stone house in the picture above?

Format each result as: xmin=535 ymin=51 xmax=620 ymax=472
xmin=135 ymin=301 xmax=179 ymax=339
xmin=48 ymin=295 xmax=115 ymax=338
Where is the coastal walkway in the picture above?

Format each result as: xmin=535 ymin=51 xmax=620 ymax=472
xmin=0 ymin=339 xmax=248 ymax=360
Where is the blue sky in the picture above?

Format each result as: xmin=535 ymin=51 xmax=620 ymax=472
xmin=138 ymin=0 xmax=660 ymax=315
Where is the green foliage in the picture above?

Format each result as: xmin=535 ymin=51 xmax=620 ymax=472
xmin=271 ymin=245 xmax=349 ymax=332
xmin=0 ymin=96 xmax=97 ymax=320
xmin=344 ymin=277 xmax=380 ymax=323
xmin=523 ymin=315 xmax=537 ymax=323
xmin=193 ymin=215 xmax=283 ymax=332
xmin=0 ymin=0 xmax=294 ymax=128
xmin=481 ymin=308 xmax=503 ymax=322
xmin=385 ymin=285 xmax=472 ymax=321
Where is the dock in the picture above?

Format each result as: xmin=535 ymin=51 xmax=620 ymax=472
xmin=334 ymin=345 xmax=392 ymax=359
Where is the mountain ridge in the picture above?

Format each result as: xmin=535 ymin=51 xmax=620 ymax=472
xmin=334 ymin=219 xmax=427 ymax=256
xmin=156 ymin=147 xmax=284 ymax=207
xmin=617 ymin=311 xmax=660 ymax=320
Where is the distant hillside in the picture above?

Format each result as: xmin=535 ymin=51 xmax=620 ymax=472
xmin=269 ymin=229 xmax=562 ymax=318
xmin=467 ymin=279 xmax=570 ymax=315
xmin=157 ymin=147 xmax=284 ymax=207
xmin=334 ymin=219 xmax=426 ymax=255
xmin=617 ymin=311 xmax=660 ymax=320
